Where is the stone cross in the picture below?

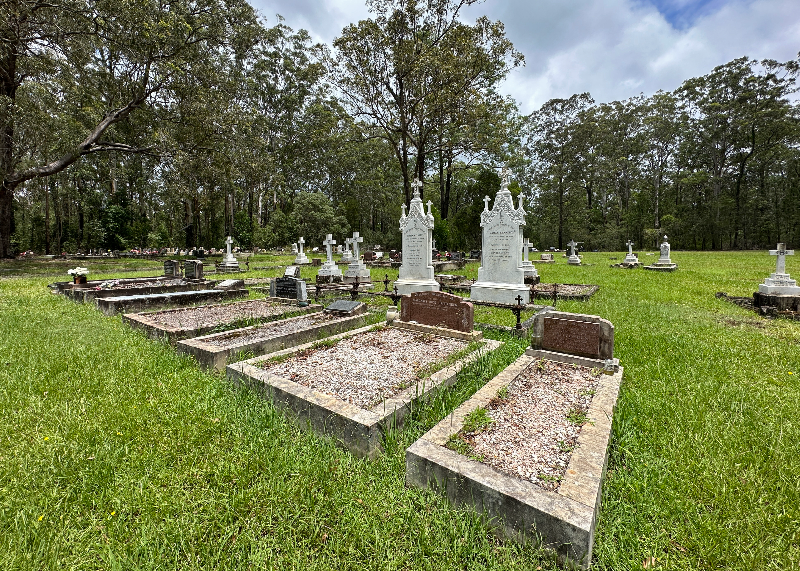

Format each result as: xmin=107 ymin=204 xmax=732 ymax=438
xmin=297 ymin=236 xmax=305 ymax=255
xmin=426 ymin=200 xmax=433 ymax=216
xmin=401 ymin=203 xmax=407 ymax=218
xmin=324 ymin=234 xmax=336 ymax=262
xmin=567 ymin=240 xmax=578 ymax=257
xmin=483 ymin=195 xmax=491 ymax=211
xmin=345 ymin=237 xmax=353 ymax=253
xmin=351 ymin=232 xmax=363 ymax=260
xmin=522 ymin=238 xmax=533 ymax=263
xmin=411 ymin=177 xmax=423 ymax=197
xmin=770 ymin=243 xmax=795 ymax=275
xmin=225 ymin=235 xmax=233 ymax=256
xmin=500 ymin=165 xmax=510 ymax=188
xmin=626 ymin=240 xmax=634 ymax=256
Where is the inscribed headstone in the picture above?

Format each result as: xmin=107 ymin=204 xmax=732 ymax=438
xmin=399 ymin=291 xmax=474 ymax=333
xmin=395 ymin=178 xmax=439 ymax=295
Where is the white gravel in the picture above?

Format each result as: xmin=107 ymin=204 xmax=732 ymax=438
xmin=465 ymin=359 xmax=600 ymax=492
xmin=259 ymin=327 xmax=469 ymax=408
xmin=207 ymin=313 xmax=335 ymax=346
xmin=139 ymin=300 xmax=301 ymax=329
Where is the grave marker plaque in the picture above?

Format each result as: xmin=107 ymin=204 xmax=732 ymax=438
xmin=270 ymin=277 xmax=307 ymax=301
xmin=184 ymin=260 xmax=203 ymax=280
xmin=399 ymin=291 xmax=474 ymax=333
xmin=541 ymin=318 xmax=601 ymax=358
xmin=164 ymin=260 xmax=181 ymax=277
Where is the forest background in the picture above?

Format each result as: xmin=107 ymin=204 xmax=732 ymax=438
xmin=2 ymin=0 xmax=799 ymax=258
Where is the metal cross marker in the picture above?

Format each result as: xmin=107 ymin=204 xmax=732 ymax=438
xmin=384 ymin=273 xmax=390 ymax=292
xmin=769 ymin=243 xmax=795 ymax=275
xmin=512 ymin=295 xmax=524 ymax=330
xmin=323 ymin=234 xmax=336 ymax=262
xmin=411 ymin=177 xmax=423 ymax=197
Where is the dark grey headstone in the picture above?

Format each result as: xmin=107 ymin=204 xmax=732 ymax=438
xmin=270 ymin=276 xmax=307 ymax=301
xmin=325 ymin=300 xmax=365 ymax=316
xmin=184 ymin=260 xmax=204 ymax=280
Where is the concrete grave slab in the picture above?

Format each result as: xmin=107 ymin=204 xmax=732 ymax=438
xmin=96 ymin=288 xmax=248 ymax=316
xmin=227 ymin=323 xmax=500 ymax=458
xmin=405 ymin=353 xmax=623 ymax=569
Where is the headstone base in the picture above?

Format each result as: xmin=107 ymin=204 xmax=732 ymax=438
xmin=395 ymin=278 xmax=440 ymax=296
xmin=343 ymin=263 xmax=371 ymax=283
xmin=644 ymin=261 xmax=677 ymax=272
xmin=294 ymin=254 xmax=310 ymax=265
xmin=470 ymin=281 xmax=529 ymax=305
xmin=567 ymin=255 xmax=582 ymax=265
xmin=757 ymin=274 xmax=799 ymax=295
xmin=317 ymin=262 xmax=343 ymax=279
xmin=753 ymin=291 xmax=800 ymax=312
xmin=216 ymin=261 xmax=241 ymax=273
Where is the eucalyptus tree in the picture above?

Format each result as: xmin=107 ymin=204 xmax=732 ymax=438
xmin=0 ymin=0 xmax=261 ymax=257
xmin=332 ymin=0 xmax=523 ymax=206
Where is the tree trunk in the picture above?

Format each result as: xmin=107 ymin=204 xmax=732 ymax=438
xmin=45 ymin=182 xmax=51 ymax=254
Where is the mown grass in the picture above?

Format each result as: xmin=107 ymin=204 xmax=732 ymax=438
xmin=1 ymin=250 xmax=799 ymax=570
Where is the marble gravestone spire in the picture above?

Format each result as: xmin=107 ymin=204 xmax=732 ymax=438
xmin=644 ymin=234 xmax=678 ymax=271
xmin=395 ymin=177 xmax=439 ymax=295
xmin=469 ymin=166 xmax=529 ymax=305
xmin=317 ymin=234 xmax=343 ymax=279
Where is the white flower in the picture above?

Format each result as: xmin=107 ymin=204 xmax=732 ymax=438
xmin=67 ymin=267 xmax=89 ymax=276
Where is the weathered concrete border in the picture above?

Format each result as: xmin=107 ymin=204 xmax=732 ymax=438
xmin=66 ymin=280 xmax=216 ymax=303
xmin=405 ymin=352 xmax=623 ymax=569
xmin=96 ymin=288 xmax=248 ymax=316
xmin=531 ymin=284 xmax=600 ymax=302
xmin=122 ymin=299 xmax=322 ymax=344
xmin=227 ymin=323 xmax=501 ymax=459
xmin=178 ymin=311 xmax=368 ymax=372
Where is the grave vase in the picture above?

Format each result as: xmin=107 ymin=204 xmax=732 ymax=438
xmin=74 ymin=275 xmax=87 ymax=284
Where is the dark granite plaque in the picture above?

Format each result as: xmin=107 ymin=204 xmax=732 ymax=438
xmin=363 ymin=251 xmax=376 ymax=262
xmin=399 ymin=291 xmax=474 ymax=333
xmin=325 ymin=300 xmax=365 ymax=316
xmin=541 ymin=317 xmax=601 ymax=358
xmin=270 ymin=277 xmax=307 ymax=301
xmin=184 ymin=260 xmax=203 ymax=280
xmin=163 ymin=260 xmax=180 ymax=277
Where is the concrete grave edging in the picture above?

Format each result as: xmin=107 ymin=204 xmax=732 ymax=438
xmin=227 ymin=323 xmax=501 ymax=459
xmin=405 ymin=352 xmax=623 ymax=569
xmin=96 ymin=288 xmax=248 ymax=316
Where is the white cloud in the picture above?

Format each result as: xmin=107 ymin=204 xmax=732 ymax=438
xmin=249 ymin=0 xmax=800 ymax=113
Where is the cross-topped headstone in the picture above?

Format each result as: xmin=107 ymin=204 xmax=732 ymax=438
xmin=500 ymin=165 xmax=510 ymax=188
xmin=770 ymin=243 xmax=795 ymax=275
xmin=522 ymin=238 xmax=533 ymax=263
xmin=297 ymin=236 xmax=305 ymax=255
xmin=483 ymin=195 xmax=491 ymax=211
xmin=225 ymin=235 xmax=233 ymax=256
xmin=351 ymin=232 xmax=363 ymax=260
xmin=567 ymin=240 xmax=578 ymax=257
xmin=626 ymin=240 xmax=634 ymax=256
xmin=323 ymin=234 xmax=336 ymax=263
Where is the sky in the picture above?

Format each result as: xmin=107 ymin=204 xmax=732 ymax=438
xmin=249 ymin=0 xmax=800 ymax=114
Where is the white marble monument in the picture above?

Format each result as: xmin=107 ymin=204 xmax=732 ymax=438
xmin=469 ymin=168 xmax=529 ymax=305
xmin=624 ymin=240 xmax=640 ymax=265
xmin=344 ymin=231 xmax=371 ymax=283
xmin=341 ymin=238 xmax=354 ymax=263
xmin=521 ymin=238 xmax=539 ymax=281
xmin=566 ymin=240 xmax=581 ymax=265
xmin=644 ymin=235 xmax=677 ymax=271
xmin=294 ymin=237 xmax=309 ymax=265
xmin=291 ymin=242 xmax=298 ymax=255
xmin=217 ymin=236 xmax=240 ymax=272
xmin=395 ymin=178 xmax=439 ymax=295
xmin=758 ymin=243 xmax=799 ymax=295
xmin=317 ymin=234 xmax=343 ymax=280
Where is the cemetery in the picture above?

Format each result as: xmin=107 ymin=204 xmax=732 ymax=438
xmin=2 ymin=1 xmax=799 ymax=567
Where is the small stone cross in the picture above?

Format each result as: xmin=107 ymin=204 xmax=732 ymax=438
xmin=225 ymin=235 xmax=233 ymax=256
xmin=626 ymin=240 xmax=634 ymax=255
xmin=500 ymin=165 xmax=510 ymax=188
xmin=426 ymin=200 xmax=433 ymax=216
xmin=770 ymin=243 xmax=794 ymax=275
xmin=297 ymin=236 xmax=305 ymax=255
xmin=344 ymin=237 xmax=352 ymax=252
xmin=351 ymin=232 xmax=364 ymax=260
xmin=522 ymin=238 xmax=533 ymax=263
xmin=411 ymin=177 xmax=423 ymax=197
xmin=323 ymin=234 xmax=336 ymax=262
xmin=567 ymin=240 xmax=578 ymax=257
xmin=483 ymin=195 xmax=491 ymax=211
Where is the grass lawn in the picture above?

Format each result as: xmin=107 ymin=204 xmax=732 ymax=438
xmin=1 ymin=251 xmax=798 ymax=570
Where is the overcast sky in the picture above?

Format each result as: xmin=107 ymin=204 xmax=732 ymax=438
xmin=249 ymin=0 xmax=800 ymax=114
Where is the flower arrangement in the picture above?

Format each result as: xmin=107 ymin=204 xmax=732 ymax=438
xmin=67 ymin=267 xmax=89 ymax=277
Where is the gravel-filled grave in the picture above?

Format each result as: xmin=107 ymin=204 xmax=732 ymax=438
xmin=207 ymin=312 xmax=340 ymax=347
xmin=454 ymin=358 xmax=600 ymax=492
xmin=258 ymin=327 xmax=470 ymax=408
xmin=531 ymin=283 xmax=599 ymax=300
xmin=140 ymin=299 xmax=301 ymax=330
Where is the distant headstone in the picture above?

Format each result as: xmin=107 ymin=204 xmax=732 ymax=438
xmin=521 ymin=238 xmax=539 ymax=281
xmin=318 ymin=234 xmax=343 ymax=279
xmin=312 ymin=258 xmax=322 ymax=266
xmin=450 ymin=251 xmax=463 ymax=261
xmin=567 ymin=240 xmax=581 ymax=265
xmin=395 ymin=178 xmax=439 ymax=295
xmin=644 ymin=235 xmax=678 ymax=271
xmin=341 ymin=237 xmax=354 ymax=263
xmin=294 ymin=237 xmax=309 ymax=265
xmin=217 ymin=236 xmax=240 ymax=272
xmin=363 ymin=251 xmax=376 ymax=262
xmin=291 ymin=243 xmax=298 ymax=254
xmin=284 ymin=265 xmax=300 ymax=278
xmin=324 ymin=300 xmax=365 ymax=316
xmin=470 ymin=166 xmax=528 ymax=304
xmin=530 ymin=311 xmax=614 ymax=360
xmin=184 ymin=260 xmax=203 ymax=280
xmin=470 ymin=250 xmax=481 ymax=260
xmin=400 ymin=291 xmax=474 ymax=333
xmin=163 ymin=260 xmax=181 ymax=277
xmin=540 ymin=253 xmax=554 ymax=261
xmin=270 ymin=276 xmax=307 ymax=301
xmin=344 ymin=231 xmax=370 ymax=283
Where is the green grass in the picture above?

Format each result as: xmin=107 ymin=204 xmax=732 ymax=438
xmin=1 ymin=250 xmax=800 ymax=570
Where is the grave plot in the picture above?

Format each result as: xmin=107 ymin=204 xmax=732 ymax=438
xmin=51 ymin=275 xmax=176 ymax=295
xmin=123 ymin=299 xmax=322 ymax=343
xmin=64 ymin=278 xmax=217 ymax=303
xmin=531 ymin=283 xmax=599 ymax=301
xmin=406 ymin=310 xmax=621 ymax=570
xmin=228 ymin=324 xmax=500 ymax=459
xmin=96 ymin=287 xmax=248 ymax=316
xmin=177 ymin=302 xmax=368 ymax=372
